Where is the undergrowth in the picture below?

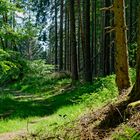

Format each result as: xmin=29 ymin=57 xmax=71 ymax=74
xmin=113 ymin=125 xmax=140 ymax=140
xmin=0 ymin=64 xmax=137 ymax=139
xmin=0 ymin=72 xmax=118 ymax=136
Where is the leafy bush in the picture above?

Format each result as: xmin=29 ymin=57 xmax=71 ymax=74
xmin=26 ymin=60 xmax=54 ymax=76
xmin=0 ymin=49 xmax=27 ymax=85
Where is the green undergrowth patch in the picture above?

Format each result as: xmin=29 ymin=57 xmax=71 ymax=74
xmin=0 ymin=74 xmax=118 ymax=135
xmin=112 ymin=125 xmax=140 ymax=140
xmin=129 ymin=68 xmax=136 ymax=84
xmin=0 ymin=68 xmax=136 ymax=138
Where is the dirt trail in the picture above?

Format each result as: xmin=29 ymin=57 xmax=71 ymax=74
xmin=0 ymin=130 xmax=26 ymax=140
xmin=0 ymin=117 xmax=48 ymax=140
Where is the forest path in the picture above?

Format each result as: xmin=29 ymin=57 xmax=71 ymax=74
xmin=0 ymin=130 xmax=26 ymax=140
xmin=0 ymin=116 xmax=49 ymax=140
xmin=0 ymin=88 xmax=50 ymax=140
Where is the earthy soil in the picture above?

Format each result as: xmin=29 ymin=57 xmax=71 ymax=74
xmin=77 ymin=95 xmax=140 ymax=140
xmin=0 ymin=130 xmax=26 ymax=140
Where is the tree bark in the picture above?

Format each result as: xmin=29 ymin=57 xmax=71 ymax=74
xmin=77 ymin=0 xmax=81 ymax=74
xmin=104 ymin=0 xmax=111 ymax=76
xmin=130 ymin=4 xmax=140 ymax=101
xmin=59 ymin=0 xmax=64 ymax=71
xmin=83 ymin=0 xmax=92 ymax=83
xmin=114 ymin=0 xmax=131 ymax=93
xmin=55 ymin=0 xmax=58 ymax=71
xmin=69 ymin=0 xmax=78 ymax=81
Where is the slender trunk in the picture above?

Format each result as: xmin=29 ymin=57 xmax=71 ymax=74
xmin=77 ymin=1 xmax=81 ymax=74
xmin=66 ymin=10 xmax=70 ymax=71
xmin=55 ymin=0 xmax=58 ymax=71
xmin=129 ymin=0 xmax=133 ymax=44
xmin=64 ymin=3 xmax=67 ymax=71
xmin=94 ymin=0 xmax=97 ymax=77
xmin=104 ymin=0 xmax=111 ymax=76
xmin=3 ymin=13 xmax=8 ymax=49
xmin=59 ymin=0 xmax=64 ymax=71
xmin=69 ymin=0 xmax=78 ymax=81
xmin=91 ymin=0 xmax=94 ymax=77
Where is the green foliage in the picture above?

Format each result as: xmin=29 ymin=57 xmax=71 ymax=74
xmin=112 ymin=126 xmax=140 ymax=140
xmin=0 ymin=24 xmax=22 ymax=43
xmin=0 ymin=49 xmax=16 ymax=74
xmin=0 ymin=66 xmax=136 ymax=137
xmin=0 ymin=69 xmax=118 ymax=135
xmin=0 ymin=0 xmax=44 ymax=60
xmin=16 ymin=22 xmax=45 ymax=60
xmin=129 ymin=68 xmax=136 ymax=84
xmin=129 ymin=43 xmax=137 ymax=67
xmin=27 ymin=60 xmax=54 ymax=76
xmin=0 ymin=49 xmax=27 ymax=85
xmin=0 ymin=0 xmax=21 ymax=14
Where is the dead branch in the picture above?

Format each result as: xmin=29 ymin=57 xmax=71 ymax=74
xmin=105 ymin=26 xmax=115 ymax=33
xmin=100 ymin=5 xmax=114 ymax=12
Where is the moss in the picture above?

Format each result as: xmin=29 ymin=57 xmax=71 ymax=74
xmin=127 ymin=100 xmax=140 ymax=111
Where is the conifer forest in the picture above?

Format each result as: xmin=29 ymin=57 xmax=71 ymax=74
xmin=0 ymin=0 xmax=140 ymax=139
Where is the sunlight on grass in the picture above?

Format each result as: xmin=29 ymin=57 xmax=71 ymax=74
xmin=0 ymin=69 xmax=136 ymax=137
xmin=0 ymin=119 xmax=26 ymax=133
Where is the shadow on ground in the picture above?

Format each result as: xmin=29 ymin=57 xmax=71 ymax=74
xmin=0 ymin=81 xmax=96 ymax=119
xmin=0 ymin=74 xmax=114 ymax=120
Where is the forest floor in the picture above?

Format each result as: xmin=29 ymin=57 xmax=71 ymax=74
xmin=0 ymin=69 xmax=139 ymax=140
xmin=76 ymin=93 xmax=140 ymax=140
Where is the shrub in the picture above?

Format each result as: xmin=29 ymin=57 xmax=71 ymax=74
xmin=0 ymin=49 xmax=27 ymax=85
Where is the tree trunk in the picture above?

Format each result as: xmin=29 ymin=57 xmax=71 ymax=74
xmin=83 ymin=0 xmax=92 ymax=83
xmin=64 ymin=2 xmax=67 ymax=71
xmin=93 ymin=0 xmax=97 ymax=77
xmin=77 ymin=0 xmax=81 ymax=74
xmin=129 ymin=0 xmax=133 ymax=44
xmin=130 ymin=4 xmax=140 ymax=101
xmin=55 ymin=0 xmax=58 ymax=71
xmin=114 ymin=0 xmax=131 ymax=93
xmin=69 ymin=0 xmax=78 ymax=81
xmin=76 ymin=0 xmax=85 ymax=74
xmin=59 ymin=0 xmax=64 ymax=71
xmin=104 ymin=0 xmax=111 ymax=76
xmin=66 ymin=10 xmax=70 ymax=71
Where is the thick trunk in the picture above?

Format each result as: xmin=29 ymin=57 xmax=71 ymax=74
xmin=83 ymin=0 xmax=92 ymax=83
xmin=130 ymin=4 xmax=140 ymax=101
xmin=77 ymin=0 xmax=85 ymax=72
xmin=69 ymin=0 xmax=78 ymax=81
xmin=114 ymin=0 xmax=131 ymax=93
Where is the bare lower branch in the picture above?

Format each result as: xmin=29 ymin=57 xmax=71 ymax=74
xmin=100 ymin=5 xmax=114 ymax=11
xmin=105 ymin=26 xmax=115 ymax=33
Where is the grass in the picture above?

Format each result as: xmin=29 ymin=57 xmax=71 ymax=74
xmin=112 ymin=125 xmax=140 ymax=140
xmin=0 ymin=67 xmax=137 ymax=139
xmin=0 ymin=72 xmax=118 ymax=135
